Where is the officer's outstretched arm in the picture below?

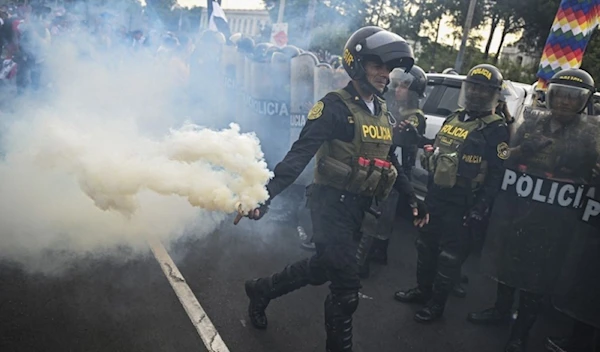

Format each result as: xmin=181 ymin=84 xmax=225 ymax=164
xmin=246 ymin=98 xmax=339 ymax=221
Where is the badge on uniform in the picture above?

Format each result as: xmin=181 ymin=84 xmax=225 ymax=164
xmin=497 ymin=142 xmax=510 ymax=160
xmin=408 ymin=115 xmax=419 ymax=127
xmin=308 ymin=101 xmax=324 ymax=120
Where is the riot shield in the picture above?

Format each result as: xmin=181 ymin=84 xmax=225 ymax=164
xmin=289 ymin=52 xmax=319 ymax=186
xmin=479 ymin=108 xmax=600 ymax=295
xmin=552 ymin=210 xmax=600 ymax=328
xmin=245 ymin=57 xmax=291 ymax=168
xmin=332 ymin=68 xmax=351 ymax=90
xmin=218 ymin=44 xmax=238 ymax=128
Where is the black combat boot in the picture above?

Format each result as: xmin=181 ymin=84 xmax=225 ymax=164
xmin=325 ymin=292 xmax=358 ymax=352
xmin=504 ymin=291 xmax=543 ymax=352
xmin=245 ymin=259 xmax=312 ymax=329
xmin=468 ymin=282 xmax=515 ymax=325
xmin=394 ymin=286 xmax=432 ymax=304
xmin=414 ymin=276 xmax=452 ymax=323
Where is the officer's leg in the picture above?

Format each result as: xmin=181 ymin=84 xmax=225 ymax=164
xmin=505 ymin=290 xmax=544 ymax=352
xmin=245 ymin=252 xmax=328 ymax=329
xmin=318 ymin=191 xmax=366 ymax=352
xmin=545 ymin=320 xmax=597 ymax=352
xmin=369 ymin=189 xmax=400 ymax=266
xmin=394 ymin=201 xmax=441 ymax=304
xmin=245 ymin=186 xmax=330 ymax=330
xmin=414 ymin=204 xmax=470 ymax=323
xmin=323 ymin=242 xmax=361 ymax=352
xmin=467 ymin=281 xmax=516 ymax=325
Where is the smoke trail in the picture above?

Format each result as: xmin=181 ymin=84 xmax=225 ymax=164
xmin=0 ymin=18 xmax=271 ymax=274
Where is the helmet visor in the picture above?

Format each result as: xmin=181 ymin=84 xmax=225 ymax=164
xmin=458 ymin=81 xmax=499 ymax=112
xmin=389 ymin=70 xmax=414 ymax=90
xmin=546 ymin=83 xmax=591 ymax=114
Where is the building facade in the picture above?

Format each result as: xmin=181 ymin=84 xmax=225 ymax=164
xmin=199 ymin=8 xmax=271 ymax=37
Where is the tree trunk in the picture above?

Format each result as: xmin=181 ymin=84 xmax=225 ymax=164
xmin=484 ymin=13 xmax=500 ymax=59
xmin=431 ymin=18 xmax=442 ymax=64
xmin=493 ymin=17 xmax=511 ymax=63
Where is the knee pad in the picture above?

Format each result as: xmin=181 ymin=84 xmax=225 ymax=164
xmin=332 ymin=291 xmax=359 ymax=316
xmin=415 ymin=237 xmax=434 ymax=256
xmin=438 ymin=251 xmax=462 ymax=275
xmin=438 ymin=250 xmax=460 ymax=269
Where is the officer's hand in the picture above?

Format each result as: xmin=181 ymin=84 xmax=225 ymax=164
xmin=398 ymin=120 xmax=418 ymax=136
xmin=247 ymin=202 xmax=269 ymax=220
xmin=520 ymin=136 xmax=553 ymax=156
xmin=411 ymin=199 xmax=429 ymax=228
xmin=463 ymin=203 xmax=487 ymax=227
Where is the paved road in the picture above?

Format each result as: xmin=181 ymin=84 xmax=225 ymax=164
xmin=0 ymin=209 xmax=570 ymax=352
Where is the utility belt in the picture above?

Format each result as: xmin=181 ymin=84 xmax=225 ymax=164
xmin=315 ymin=155 xmax=398 ymax=200
xmin=420 ymin=146 xmax=486 ymax=190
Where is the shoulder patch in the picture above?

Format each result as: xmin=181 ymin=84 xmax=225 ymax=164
xmin=308 ymin=101 xmax=324 ymax=120
xmin=407 ymin=115 xmax=419 ymax=127
xmin=497 ymin=142 xmax=510 ymax=160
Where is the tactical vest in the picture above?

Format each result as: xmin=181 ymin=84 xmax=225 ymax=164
xmin=421 ymin=110 xmax=503 ymax=189
xmin=313 ymin=89 xmax=398 ymax=199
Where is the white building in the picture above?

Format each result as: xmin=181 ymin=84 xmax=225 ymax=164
xmin=500 ymin=43 xmax=540 ymax=68
xmin=199 ymin=8 xmax=271 ymax=37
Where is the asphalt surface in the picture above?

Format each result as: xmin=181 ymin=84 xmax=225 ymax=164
xmin=0 ymin=203 xmax=572 ymax=352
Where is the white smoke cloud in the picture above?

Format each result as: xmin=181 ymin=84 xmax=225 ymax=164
xmin=0 ymin=25 xmax=271 ymax=273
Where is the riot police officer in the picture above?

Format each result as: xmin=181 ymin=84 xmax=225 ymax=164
xmin=393 ymin=64 xmax=510 ymax=323
xmin=240 ymin=26 xmax=428 ymax=352
xmin=356 ymin=64 xmax=428 ymax=278
xmin=468 ymin=68 xmax=600 ymax=352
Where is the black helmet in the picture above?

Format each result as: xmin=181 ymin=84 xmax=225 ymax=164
xmin=253 ymin=42 xmax=274 ymax=62
xmin=458 ymin=64 xmax=503 ymax=112
xmin=442 ymin=67 xmax=458 ymax=75
xmin=236 ymin=36 xmax=254 ymax=54
xmin=389 ymin=64 xmax=427 ymax=98
xmin=342 ymin=26 xmax=414 ymax=94
xmin=547 ymin=68 xmax=596 ymax=115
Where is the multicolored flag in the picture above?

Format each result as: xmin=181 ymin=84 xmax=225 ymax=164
xmin=536 ymin=0 xmax=600 ymax=90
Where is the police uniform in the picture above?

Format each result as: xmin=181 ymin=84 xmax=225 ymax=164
xmin=469 ymin=68 xmax=600 ymax=352
xmin=394 ymin=64 xmax=510 ymax=324
xmin=355 ymin=65 xmax=429 ymax=278
xmin=242 ymin=26 xmax=419 ymax=352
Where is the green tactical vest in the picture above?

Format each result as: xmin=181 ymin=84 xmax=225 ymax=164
xmin=314 ymin=89 xmax=397 ymax=199
xmin=424 ymin=110 xmax=503 ymax=189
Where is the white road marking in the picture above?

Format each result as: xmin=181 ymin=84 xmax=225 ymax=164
xmin=149 ymin=238 xmax=230 ymax=352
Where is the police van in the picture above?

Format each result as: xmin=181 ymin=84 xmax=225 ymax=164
xmin=408 ymin=73 xmax=533 ymax=195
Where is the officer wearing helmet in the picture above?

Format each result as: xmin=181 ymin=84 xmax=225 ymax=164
xmin=468 ymin=68 xmax=600 ymax=352
xmin=394 ymin=64 xmax=510 ymax=323
xmin=355 ymin=64 xmax=429 ymax=278
xmin=240 ymin=26 xmax=428 ymax=352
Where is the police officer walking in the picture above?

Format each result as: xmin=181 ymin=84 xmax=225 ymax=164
xmin=240 ymin=26 xmax=428 ymax=352
xmin=355 ymin=64 xmax=428 ymax=277
xmin=468 ymin=68 xmax=600 ymax=352
xmin=393 ymin=64 xmax=510 ymax=323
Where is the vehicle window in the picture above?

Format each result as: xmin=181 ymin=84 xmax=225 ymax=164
xmin=434 ymin=86 xmax=461 ymax=116
xmin=420 ymin=85 xmax=435 ymax=109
